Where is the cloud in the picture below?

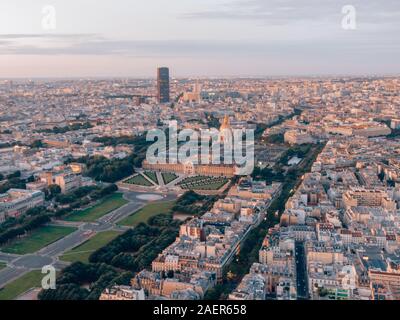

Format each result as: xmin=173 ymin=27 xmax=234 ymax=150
xmin=0 ymin=36 xmax=398 ymax=60
xmin=0 ymin=0 xmax=398 ymax=77
xmin=0 ymin=33 xmax=104 ymax=55
xmin=181 ymin=0 xmax=400 ymax=27
xmin=0 ymin=34 xmax=99 ymax=40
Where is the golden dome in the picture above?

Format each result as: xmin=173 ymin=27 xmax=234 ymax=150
xmin=220 ymin=115 xmax=231 ymax=131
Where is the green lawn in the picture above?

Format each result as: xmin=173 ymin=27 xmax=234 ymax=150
xmin=59 ymin=231 xmax=121 ymax=263
xmin=0 ymin=270 xmax=43 ymax=300
xmin=64 ymin=193 xmax=128 ymax=222
xmin=0 ymin=262 xmax=6 ymax=270
xmin=187 ymin=180 xmax=228 ymax=190
xmin=123 ymin=174 xmax=153 ymax=187
xmin=178 ymin=176 xmax=229 ymax=190
xmin=162 ymin=172 xmax=178 ymax=184
xmin=118 ymin=201 xmax=175 ymax=227
xmin=0 ymin=226 xmax=76 ymax=255
xmin=143 ymin=171 xmax=158 ymax=185
xmin=0 ymin=270 xmax=59 ymax=300
xmin=178 ymin=175 xmax=209 ymax=184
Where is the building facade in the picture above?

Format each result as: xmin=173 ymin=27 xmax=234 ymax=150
xmin=157 ymin=67 xmax=170 ymax=103
xmin=0 ymin=189 xmax=45 ymax=221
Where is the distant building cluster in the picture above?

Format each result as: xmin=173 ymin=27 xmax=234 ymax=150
xmin=233 ymin=134 xmax=400 ymax=300
xmin=1 ymin=74 xmax=400 ymax=300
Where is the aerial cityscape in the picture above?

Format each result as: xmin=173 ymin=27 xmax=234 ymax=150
xmin=0 ymin=0 xmax=400 ymax=305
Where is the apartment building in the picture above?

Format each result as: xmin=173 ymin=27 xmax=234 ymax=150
xmin=0 ymin=188 xmax=45 ymax=221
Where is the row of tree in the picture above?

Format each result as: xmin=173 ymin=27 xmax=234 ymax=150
xmin=251 ymin=167 xmax=285 ymax=183
xmin=39 ymin=214 xmax=181 ymax=300
xmin=172 ymin=190 xmax=219 ymax=216
xmin=0 ymin=170 xmax=28 ymax=193
xmin=0 ymin=141 xmax=19 ymax=149
xmin=52 ymin=184 xmax=118 ymax=217
xmin=0 ymin=184 xmax=119 ymax=245
xmin=0 ymin=209 xmax=51 ymax=246
xmin=36 ymin=122 xmax=93 ymax=134
xmin=75 ymin=155 xmax=135 ymax=183
xmin=55 ymin=185 xmax=99 ymax=205
xmin=89 ymin=216 xmax=180 ymax=271
xmin=278 ymin=144 xmax=313 ymax=166
xmin=38 ymin=262 xmax=134 ymax=300
xmin=0 ymin=206 xmax=44 ymax=234
xmin=92 ymin=135 xmax=144 ymax=147
xmin=37 ymin=191 xmax=223 ymax=300
xmin=63 ymin=133 xmax=154 ymax=183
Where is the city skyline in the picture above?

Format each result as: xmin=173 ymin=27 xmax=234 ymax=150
xmin=1 ymin=73 xmax=400 ymax=302
xmin=0 ymin=0 xmax=399 ymax=78
xmin=1 ymin=0 xmax=400 ymax=306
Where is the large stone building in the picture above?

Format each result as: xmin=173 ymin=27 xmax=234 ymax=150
xmin=284 ymin=130 xmax=314 ymax=145
xmin=142 ymin=160 xmax=236 ymax=177
xmin=342 ymin=188 xmax=396 ymax=210
xmin=99 ymin=286 xmax=145 ymax=300
xmin=142 ymin=115 xmax=239 ymax=177
xmin=39 ymin=165 xmax=83 ymax=193
xmin=325 ymin=122 xmax=391 ymax=137
xmin=0 ymin=189 xmax=45 ymax=221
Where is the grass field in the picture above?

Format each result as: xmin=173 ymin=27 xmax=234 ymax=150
xmin=64 ymin=193 xmax=128 ymax=222
xmin=162 ymin=172 xmax=178 ymax=185
xmin=178 ymin=176 xmax=229 ymax=191
xmin=187 ymin=180 xmax=228 ymax=190
xmin=178 ymin=175 xmax=208 ymax=184
xmin=60 ymin=231 xmax=121 ymax=263
xmin=123 ymin=174 xmax=153 ymax=187
xmin=0 ymin=270 xmax=43 ymax=300
xmin=0 ymin=262 xmax=6 ymax=270
xmin=0 ymin=225 xmax=76 ymax=255
xmin=143 ymin=171 xmax=158 ymax=185
xmin=118 ymin=201 xmax=175 ymax=227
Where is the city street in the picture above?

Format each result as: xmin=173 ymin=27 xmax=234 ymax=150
xmin=0 ymin=267 xmax=28 ymax=288
xmin=295 ymin=241 xmax=309 ymax=299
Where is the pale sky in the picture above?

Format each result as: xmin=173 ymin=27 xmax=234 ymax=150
xmin=0 ymin=0 xmax=399 ymax=78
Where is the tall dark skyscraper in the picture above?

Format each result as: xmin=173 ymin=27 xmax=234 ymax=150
xmin=157 ymin=67 xmax=170 ymax=103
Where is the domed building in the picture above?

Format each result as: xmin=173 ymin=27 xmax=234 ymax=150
xmin=219 ymin=115 xmax=233 ymax=143
xmin=220 ymin=114 xmax=230 ymax=131
xmin=141 ymin=114 xmax=237 ymax=178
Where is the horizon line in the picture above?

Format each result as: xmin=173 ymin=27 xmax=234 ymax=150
xmin=1 ymin=73 xmax=400 ymax=81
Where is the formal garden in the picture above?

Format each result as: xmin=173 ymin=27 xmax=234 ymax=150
xmin=143 ymin=171 xmax=159 ymax=185
xmin=123 ymin=174 xmax=154 ymax=187
xmin=177 ymin=175 xmax=229 ymax=191
xmin=161 ymin=172 xmax=179 ymax=185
